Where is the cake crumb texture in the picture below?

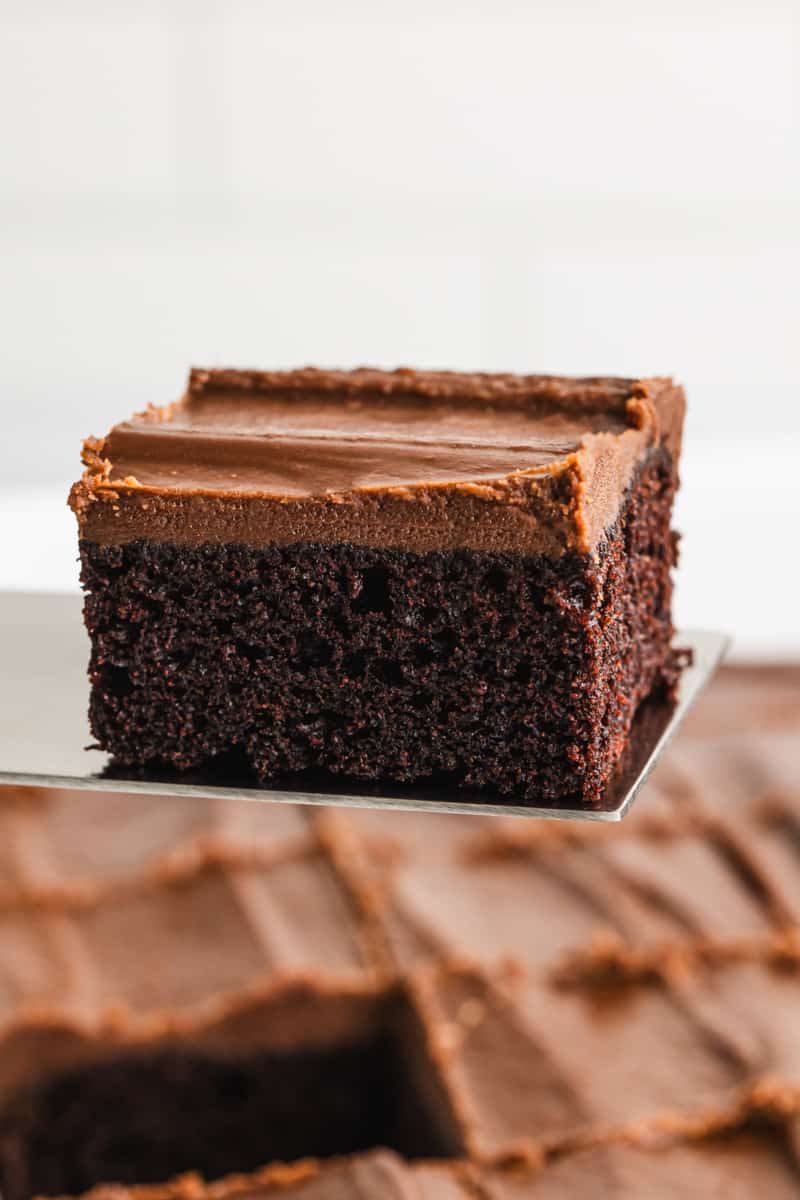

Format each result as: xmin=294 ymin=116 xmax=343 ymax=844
xmin=79 ymin=453 xmax=678 ymax=807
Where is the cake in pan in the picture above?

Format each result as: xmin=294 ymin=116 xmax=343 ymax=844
xmin=0 ymin=666 xmax=798 ymax=1197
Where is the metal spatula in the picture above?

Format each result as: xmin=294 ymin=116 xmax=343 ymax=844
xmin=0 ymin=592 xmax=727 ymax=821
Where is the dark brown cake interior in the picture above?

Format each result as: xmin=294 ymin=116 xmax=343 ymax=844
xmin=71 ymin=368 xmax=685 ymax=808
xmin=80 ymin=451 xmax=678 ymax=805
xmin=0 ymin=994 xmax=463 ymax=1200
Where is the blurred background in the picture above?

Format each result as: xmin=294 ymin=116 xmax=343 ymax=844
xmin=1 ymin=0 xmax=797 ymax=656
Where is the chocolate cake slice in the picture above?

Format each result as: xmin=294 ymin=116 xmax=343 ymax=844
xmin=0 ymin=667 xmax=799 ymax=1198
xmin=69 ymin=368 xmax=685 ymax=807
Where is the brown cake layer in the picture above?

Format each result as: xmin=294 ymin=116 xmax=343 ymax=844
xmin=0 ymin=665 xmax=799 ymax=1198
xmin=69 ymin=367 xmax=684 ymax=807
xmin=78 ymin=449 xmax=678 ymax=803
xmin=69 ymin=368 xmax=684 ymax=558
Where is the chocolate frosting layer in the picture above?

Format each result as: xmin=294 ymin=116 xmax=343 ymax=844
xmin=70 ymin=368 xmax=685 ymax=556
xmin=0 ymin=666 xmax=799 ymax=1200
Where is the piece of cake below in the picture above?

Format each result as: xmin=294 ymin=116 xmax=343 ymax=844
xmin=1 ymin=667 xmax=800 ymax=1200
xmin=37 ymin=1134 xmax=800 ymax=1200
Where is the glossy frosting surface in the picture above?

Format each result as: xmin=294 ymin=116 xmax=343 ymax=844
xmin=102 ymin=383 xmax=627 ymax=496
xmin=70 ymin=368 xmax=684 ymax=556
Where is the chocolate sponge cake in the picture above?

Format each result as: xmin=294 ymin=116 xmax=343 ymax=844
xmin=0 ymin=666 xmax=799 ymax=1197
xmin=69 ymin=367 xmax=685 ymax=807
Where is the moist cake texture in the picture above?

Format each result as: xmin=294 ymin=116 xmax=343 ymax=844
xmin=69 ymin=368 xmax=685 ymax=807
xmin=0 ymin=666 xmax=799 ymax=1198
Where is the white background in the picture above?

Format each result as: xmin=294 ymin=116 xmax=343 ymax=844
xmin=1 ymin=0 xmax=798 ymax=656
